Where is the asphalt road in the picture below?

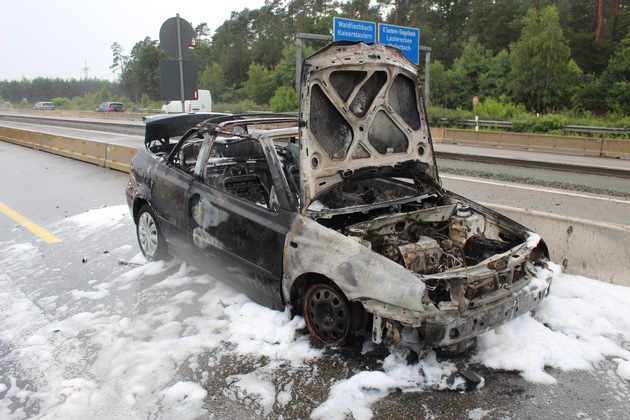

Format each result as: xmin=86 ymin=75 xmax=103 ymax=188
xmin=1 ymin=141 xmax=629 ymax=419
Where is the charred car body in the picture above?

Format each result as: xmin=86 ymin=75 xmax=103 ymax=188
xmin=126 ymin=42 xmax=553 ymax=352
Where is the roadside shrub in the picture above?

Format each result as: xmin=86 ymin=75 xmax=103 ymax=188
xmin=218 ymin=99 xmax=269 ymax=114
xmin=475 ymin=98 xmax=527 ymax=120
xmin=613 ymin=115 xmax=630 ymax=129
xmin=270 ymin=86 xmax=298 ymax=112
xmin=511 ymin=113 xmax=567 ymax=133
xmin=51 ymin=97 xmax=70 ymax=109
xmin=137 ymin=94 xmax=162 ymax=111
xmin=96 ymin=87 xmax=111 ymax=103
xmin=140 ymin=94 xmax=152 ymax=109
xmin=219 ymin=86 xmax=248 ymax=104
xmin=426 ymin=105 xmax=472 ymax=127
xmin=606 ymin=80 xmax=630 ymax=115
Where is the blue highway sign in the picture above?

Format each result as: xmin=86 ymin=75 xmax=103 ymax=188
xmin=333 ymin=17 xmax=377 ymax=43
xmin=378 ymin=24 xmax=420 ymax=65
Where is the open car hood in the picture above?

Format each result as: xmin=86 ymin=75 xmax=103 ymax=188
xmin=298 ymin=42 xmax=440 ymax=210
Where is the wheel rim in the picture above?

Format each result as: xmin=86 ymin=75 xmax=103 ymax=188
xmin=138 ymin=211 xmax=158 ymax=258
xmin=304 ymin=284 xmax=352 ymax=345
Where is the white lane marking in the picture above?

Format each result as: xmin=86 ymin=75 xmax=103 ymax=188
xmin=441 ymin=174 xmax=630 ymax=205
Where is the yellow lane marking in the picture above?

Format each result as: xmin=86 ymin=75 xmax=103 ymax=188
xmin=0 ymin=202 xmax=61 ymax=243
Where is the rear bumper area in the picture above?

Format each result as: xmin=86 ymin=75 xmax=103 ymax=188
xmin=423 ymin=276 xmax=552 ymax=349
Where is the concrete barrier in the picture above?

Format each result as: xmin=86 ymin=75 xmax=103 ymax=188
xmin=440 ymin=129 xmax=608 ymax=157
xmin=1 ymin=126 xmax=107 ymax=167
xmin=1 ymin=125 xmax=628 ymax=286
xmin=1 ymin=124 xmax=135 ymax=172
xmin=602 ymin=138 xmax=630 ymax=159
xmin=50 ymin=136 xmax=106 ymax=167
xmin=106 ymin=144 xmax=137 ymax=172
xmin=486 ymin=204 xmax=630 ymax=287
xmin=0 ymin=126 xmax=39 ymax=148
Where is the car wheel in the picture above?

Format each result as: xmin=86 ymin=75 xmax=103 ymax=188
xmin=136 ymin=204 xmax=169 ymax=261
xmin=303 ymin=283 xmax=356 ymax=345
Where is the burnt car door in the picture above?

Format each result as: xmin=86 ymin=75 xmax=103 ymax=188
xmin=150 ymin=132 xmax=204 ymax=250
xmin=185 ymin=134 xmax=296 ymax=309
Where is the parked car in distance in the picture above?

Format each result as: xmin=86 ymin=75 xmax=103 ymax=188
xmin=33 ymin=102 xmax=55 ymax=110
xmin=162 ymin=89 xmax=212 ymax=114
xmin=126 ymin=42 xmax=555 ymax=354
xmin=95 ymin=102 xmax=126 ymax=112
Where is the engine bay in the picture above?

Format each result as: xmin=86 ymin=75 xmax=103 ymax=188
xmin=343 ymin=203 xmax=516 ymax=272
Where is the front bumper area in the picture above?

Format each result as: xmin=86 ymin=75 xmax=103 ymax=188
xmin=422 ymin=275 xmax=551 ymax=349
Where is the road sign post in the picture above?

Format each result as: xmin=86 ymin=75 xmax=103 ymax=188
xmin=159 ymin=15 xmax=197 ymax=112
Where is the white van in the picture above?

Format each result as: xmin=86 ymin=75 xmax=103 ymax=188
xmin=162 ymin=89 xmax=212 ymax=113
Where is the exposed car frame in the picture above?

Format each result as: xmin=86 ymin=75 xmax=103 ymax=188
xmin=126 ymin=42 xmax=554 ymax=353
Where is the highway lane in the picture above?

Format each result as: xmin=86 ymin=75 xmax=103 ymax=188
xmin=0 ymin=140 xmax=130 ymax=241
xmin=441 ymin=172 xmax=630 ymax=227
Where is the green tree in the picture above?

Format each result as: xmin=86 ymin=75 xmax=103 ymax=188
xmin=121 ymin=37 xmax=167 ymax=102
xmin=478 ymin=49 xmax=511 ymax=101
xmin=198 ymin=64 xmax=227 ymax=101
xmin=443 ymin=37 xmax=492 ymax=108
xmin=51 ymin=97 xmax=70 ymax=109
xmin=140 ymin=93 xmax=152 ymax=109
xmin=189 ymin=23 xmax=214 ymax=72
xmin=96 ymin=87 xmax=111 ymax=103
xmin=417 ymin=0 xmax=473 ymax=66
xmin=250 ymin=2 xmax=291 ymax=68
xmin=194 ymin=22 xmax=211 ymax=39
xmin=428 ymin=60 xmax=448 ymax=107
xmin=0 ymin=78 xmax=121 ymax=105
xmin=270 ymin=86 xmax=299 ymax=112
xmin=467 ymin=0 xmax=521 ymax=53
xmin=110 ymin=42 xmax=128 ymax=78
xmin=286 ymin=0 xmax=333 ymax=34
xmin=211 ymin=10 xmax=255 ymax=86
xmin=338 ymin=0 xmax=381 ymax=22
xmin=244 ymin=63 xmax=277 ymax=105
xmin=30 ymin=77 xmax=55 ymax=101
xmin=273 ymin=43 xmax=315 ymax=91
xmin=600 ymin=30 xmax=630 ymax=113
xmin=509 ymin=6 xmax=574 ymax=112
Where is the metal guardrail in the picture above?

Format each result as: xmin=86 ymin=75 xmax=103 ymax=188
xmin=434 ymin=118 xmax=630 ymax=135
xmin=561 ymin=124 xmax=630 ymax=135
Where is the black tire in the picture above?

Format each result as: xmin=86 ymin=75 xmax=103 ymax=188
xmin=303 ymin=283 xmax=358 ymax=345
xmin=136 ymin=204 xmax=169 ymax=261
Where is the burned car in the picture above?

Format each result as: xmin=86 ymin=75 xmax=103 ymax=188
xmin=126 ymin=42 xmax=553 ymax=352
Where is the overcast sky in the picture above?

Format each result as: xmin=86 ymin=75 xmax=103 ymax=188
xmin=0 ymin=0 xmax=268 ymax=81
